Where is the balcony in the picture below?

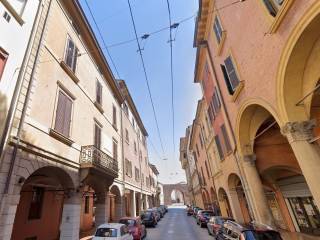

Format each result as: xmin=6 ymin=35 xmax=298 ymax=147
xmin=80 ymin=145 xmax=118 ymax=181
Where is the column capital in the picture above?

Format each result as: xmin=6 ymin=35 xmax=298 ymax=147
xmin=243 ymin=154 xmax=256 ymax=166
xmin=281 ymin=120 xmax=316 ymax=142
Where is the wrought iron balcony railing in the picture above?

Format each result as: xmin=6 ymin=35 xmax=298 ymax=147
xmin=80 ymin=145 xmax=118 ymax=174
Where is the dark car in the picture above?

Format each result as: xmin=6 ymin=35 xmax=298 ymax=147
xmin=216 ymin=221 xmax=283 ymax=240
xmin=153 ymin=207 xmax=164 ymax=218
xmin=146 ymin=209 xmax=160 ymax=222
xmin=196 ymin=210 xmax=215 ymax=227
xmin=193 ymin=207 xmax=203 ymax=218
xmin=207 ymin=216 xmax=234 ymax=237
xmin=159 ymin=205 xmax=168 ymax=214
xmin=186 ymin=206 xmax=194 ymax=216
xmin=119 ymin=217 xmax=147 ymax=240
xmin=140 ymin=211 xmax=157 ymax=228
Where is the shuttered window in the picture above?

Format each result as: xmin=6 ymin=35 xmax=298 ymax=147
xmin=221 ymin=124 xmax=232 ymax=153
xmin=54 ymin=91 xmax=73 ymax=137
xmin=215 ymin=135 xmax=224 ymax=160
xmin=262 ymin=0 xmax=283 ymax=17
xmin=224 ymin=56 xmax=240 ymax=92
xmin=135 ymin=167 xmax=140 ymax=182
xmin=96 ymin=80 xmax=102 ymax=105
xmin=213 ymin=16 xmax=223 ymax=44
xmin=125 ymin=129 xmax=129 ymax=142
xmin=94 ymin=123 xmax=101 ymax=149
xmin=0 ymin=48 xmax=9 ymax=81
xmin=65 ymin=37 xmax=78 ymax=72
xmin=113 ymin=105 xmax=117 ymax=128
xmin=221 ymin=64 xmax=234 ymax=95
xmin=113 ymin=140 xmax=118 ymax=161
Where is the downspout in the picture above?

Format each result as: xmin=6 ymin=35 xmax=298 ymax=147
xmin=2 ymin=0 xmax=53 ymax=196
xmin=198 ymin=40 xmax=255 ymax=220
xmin=120 ymin=105 xmax=125 ymax=217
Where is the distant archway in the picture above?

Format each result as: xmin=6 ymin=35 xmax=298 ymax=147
xmin=171 ymin=189 xmax=184 ymax=204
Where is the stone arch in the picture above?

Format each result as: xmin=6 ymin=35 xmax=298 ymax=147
xmin=228 ymin=173 xmax=251 ymax=224
xmin=277 ymin=1 xmax=320 ymax=122
xmin=218 ymin=187 xmax=233 ymax=218
xmin=236 ymin=99 xmax=282 ymax=156
xmin=12 ymin=166 xmax=77 ymax=240
xmin=109 ymin=185 xmax=122 ymax=222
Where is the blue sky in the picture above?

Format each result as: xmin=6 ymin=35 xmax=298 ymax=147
xmin=80 ymin=0 xmax=201 ymax=184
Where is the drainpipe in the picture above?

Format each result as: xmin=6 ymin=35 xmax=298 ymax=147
xmin=1 ymin=0 xmax=53 ymax=197
xmin=120 ymin=104 xmax=125 ymax=217
xmin=197 ymin=40 xmax=255 ymax=220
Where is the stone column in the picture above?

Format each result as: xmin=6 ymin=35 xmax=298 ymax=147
xmin=59 ymin=192 xmax=81 ymax=240
xmin=132 ymin=191 xmax=136 ymax=217
xmin=95 ymin=191 xmax=109 ymax=226
xmin=281 ymin=120 xmax=320 ymax=207
xmin=242 ymin=154 xmax=273 ymax=225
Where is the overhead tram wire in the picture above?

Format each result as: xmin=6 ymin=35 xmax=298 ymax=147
xmin=84 ymin=0 xmax=121 ymax=79
xmin=165 ymin=0 xmax=176 ymax=156
xmin=126 ymin=0 xmax=165 ymax=156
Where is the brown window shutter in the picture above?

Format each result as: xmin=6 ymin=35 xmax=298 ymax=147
xmin=96 ymin=81 xmax=102 ymax=104
xmin=72 ymin=46 xmax=78 ymax=72
xmin=113 ymin=141 xmax=118 ymax=161
xmin=66 ymin=39 xmax=74 ymax=69
xmin=94 ymin=124 xmax=101 ymax=149
xmin=55 ymin=91 xmax=67 ymax=135
xmin=113 ymin=105 xmax=117 ymax=127
xmin=63 ymin=96 xmax=72 ymax=137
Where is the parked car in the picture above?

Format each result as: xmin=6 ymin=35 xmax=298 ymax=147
xmin=159 ymin=205 xmax=167 ymax=214
xmin=146 ymin=209 xmax=160 ymax=222
xmin=141 ymin=211 xmax=157 ymax=228
xmin=207 ymin=216 xmax=234 ymax=237
xmin=216 ymin=221 xmax=283 ymax=240
xmin=193 ymin=207 xmax=203 ymax=218
xmin=93 ymin=223 xmax=133 ymax=240
xmin=160 ymin=204 xmax=168 ymax=213
xmin=153 ymin=207 xmax=164 ymax=218
xmin=196 ymin=210 xmax=215 ymax=227
xmin=119 ymin=217 xmax=147 ymax=240
xmin=186 ymin=206 xmax=194 ymax=216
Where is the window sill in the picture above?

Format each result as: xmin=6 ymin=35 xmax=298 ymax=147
xmin=60 ymin=61 xmax=79 ymax=84
xmin=1 ymin=0 xmax=25 ymax=25
xmin=268 ymin=0 xmax=294 ymax=33
xmin=94 ymin=101 xmax=104 ymax=114
xmin=49 ymin=129 xmax=74 ymax=146
xmin=231 ymin=81 xmax=244 ymax=102
xmin=216 ymin=31 xmax=226 ymax=56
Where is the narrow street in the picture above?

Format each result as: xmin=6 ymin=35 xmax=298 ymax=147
xmin=146 ymin=205 xmax=209 ymax=240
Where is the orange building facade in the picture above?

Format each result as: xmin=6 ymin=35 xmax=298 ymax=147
xmin=186 ymin=0 xmax=320 ymax=237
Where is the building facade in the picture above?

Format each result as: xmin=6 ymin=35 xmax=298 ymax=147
xmin=0 ymin=0 xmax=160 ymax=239
xmin=188 ymin=0 xmax=320 ymax=237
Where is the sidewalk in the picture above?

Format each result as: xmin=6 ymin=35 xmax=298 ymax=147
xmin=281 ymin=231 xmax=320 ymax=240
xmin=79 ymin=228 xmax=95 ymax=240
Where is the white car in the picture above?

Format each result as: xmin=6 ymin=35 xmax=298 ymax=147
xmin=92 ymin=223 xmax=133 ymax=240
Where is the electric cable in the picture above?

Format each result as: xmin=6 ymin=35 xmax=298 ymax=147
xmin=127 ymin=0 xmax=165 ymax=156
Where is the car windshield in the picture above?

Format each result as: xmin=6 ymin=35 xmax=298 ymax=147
xmin=244 ymin=230 xmax=282 ymax=240
xmin=119 ymin=219 xmax=136 ymax=227
xmin=95 ymin=228 xmax=117 ymax=237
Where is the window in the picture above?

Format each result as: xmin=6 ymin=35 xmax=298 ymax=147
xmin=211 ymin=87 xmax=221 ymax=114
xmin=146 ymin=176 xmax=149 ymax=187
xmin=205 ymin=161 xmax=210 ymax=178
xmin=193 ymin=152 xmax=198 ymax=162
xmin=196 ymin=144 xmax=200 ymax=157
xmin=65 ymin=37 xmax=78 ymax=72
xmin=113 ymin=105 xmax=117 ymax=129
xmin=134 ymin=141 xmax=137 ymax=154
xmin=221 ymin=56 xmax=240 ymax=95
xmin=213 ymin=16 xmax=223 ymax=44
xmin=262 ymin=0 xmax=284 ymax=17
xmin=135 ymin=167 xmax=140 ymax=182
xmin=201 ymin=167 xmax=206 ymax=186
xmin=113 ymin=140 xmax=118 ymax=161
xmin=199 ymin=133 xmax=204 ymax=149
xmin=141 ymin=173 xmax=144 ymax=185
xmin=123 ymin=103 xmax=129 ymax=116
xmin=54 ymin=90 xmax=73 ymax=137
xmin=215 ymin=135 xmax=224 ymax=160
xmin=96 ymin=80 xmax=102 ymax=105
xmin=0 ymin=48 xmax=8 ymax=81
xmin=84 ymin=195 xmax=90 ymax=214
xmin=28 ymin=187 xmax=44 ymax=219
xmin=7 ymin=0 xmax=27 ymax=15
xmin=125 ymin=129 xmax=129 ymax=143
xmin=207 ymin=106 xmax=214 ymax=123
xmin=125 ymin=159 xmax=132 ymax=177
xmin=142 ymin=136 xmax=146 ymax=146
xmin=221 ymin=124 xmax=232 ymax=153
xmin=145 ymin=157 xmax=148 ymax=166
xmin=94 ymin=123 xmax=101 ymax=149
